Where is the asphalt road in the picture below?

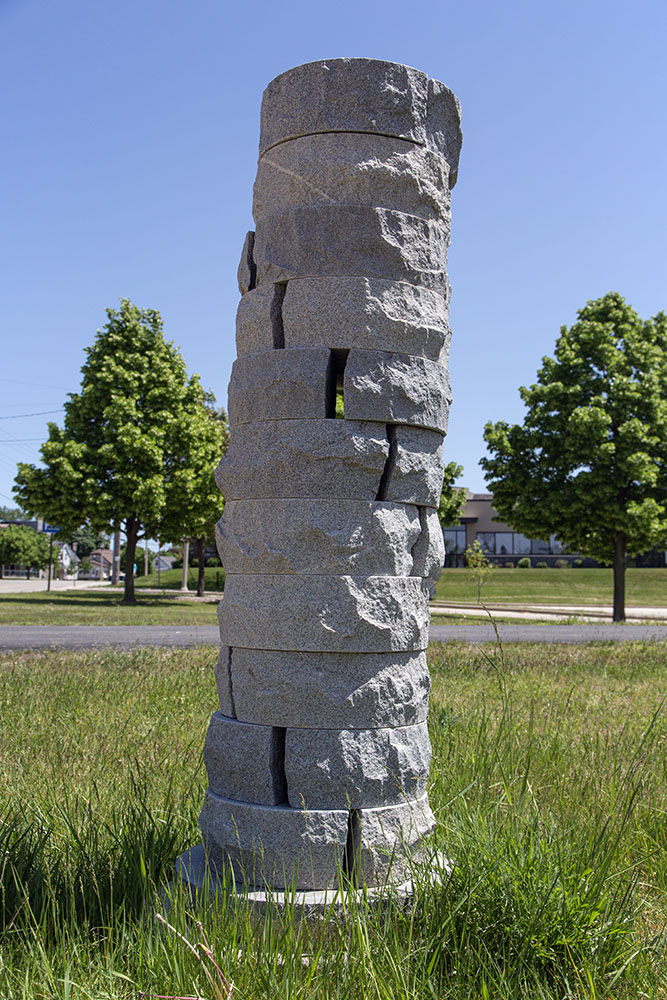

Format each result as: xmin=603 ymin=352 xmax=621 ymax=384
xmin=0 ymin=623 xmax=665 ymax=651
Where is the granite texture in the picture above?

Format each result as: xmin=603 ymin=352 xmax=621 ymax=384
xmin=386 ymin=425 xmax=446 ymax=507
xmin=285 ymin=722 xmax=431 ymax=809
xmin=216 ymin=499 xmax=421 ymax=577
xmin=410 ymin=507 xmax=446 ymax=592
xmin=258 ymin=58 xmax=463 ymax=187
xmin=215 ymin=647 xmax=431 ymax=729
xmin=227 ymin=347 xmax=331 ymax=425
xmin=253 ymin=206 xmax=449 ymax=296
xmin=237 ymin=231 xmax=256 ymax=295
xmin=200 ymin=789 xmax=434 ymax=890
xmin=218 ymin=574 xmax=430 ymax=653
xmin=253 ymin=133 xmax=451 ymax=222
xmin=344 ymin=349 xmax=451 ymax=432
xmin=204 ymin=711 xmax=282 ymax=806
xmin=215 ymin=418 xmax=389 ymax=502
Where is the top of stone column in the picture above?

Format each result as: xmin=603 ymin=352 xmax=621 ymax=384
xmin=259 ymin=58 xmax=462 ymax=186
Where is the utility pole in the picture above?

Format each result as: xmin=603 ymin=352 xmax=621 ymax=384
xmin=181 ymin=539 xmax=189 ymax=592
xmin=112 ymin=529 xmax=121 ymax=585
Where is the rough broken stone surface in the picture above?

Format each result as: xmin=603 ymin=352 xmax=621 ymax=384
xmin=285 ymin=722 xmax=431 ymax=809
xmin=237 ymin=231 xmax=256 ymax=295
xmin=200 ymin=790 xmax=434 ymax=890
xmin=254 ymin=206 xmax=449 ymax=296
xmin=215 ymin=419 xmax=389 ymax=502
xmin=216 ymin=499 xmax=421 ymax=577
xmin=344 ymin=350 xmax=451 ymax=432
xmin=215 ymin=647 xmax=431 ymax=729
xmin=410 ymin=507 xmax=446 ymax=592
xmin=258 ymin=58 xmax=463 ymax=186
xmin=204 ymin=712 xmax=281 ymax=806
xmin=227 ymin=348 xmax=331 ymax=425
xmin=387 ymin=425 xmax=446 ymax=507
xmin=218 ymin=574 xmax=430 ymax=653
xmin=253 ymin=133 xmax=451 ymax=223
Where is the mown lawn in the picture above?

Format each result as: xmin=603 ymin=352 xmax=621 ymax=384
xmin=0 ymin=589 xmax=219 ymax=625
xmin=133 ymin=566 xmax=225 ymax=590
xmin=1 ymin=640 xmax=666 ymax=998
xmin=435 ymin=566 xmax=667 ymax=606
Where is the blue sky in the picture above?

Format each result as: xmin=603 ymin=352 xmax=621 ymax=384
xmin=1 ymin=0 xmax=665 ymax=512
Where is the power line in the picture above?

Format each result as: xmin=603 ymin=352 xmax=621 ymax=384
xmin=0 ymin=377 xmax=72 ymax=391
xmin=0 ymin=438 xmax=43 ymax=443
xmin=0 ymin=410 xmax=63 ymax=420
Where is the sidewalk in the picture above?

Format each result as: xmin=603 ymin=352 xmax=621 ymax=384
xmin=431 ymin=600 xmax=667 ymax=624
xmin=0 ymin=578 xmax=111 ymax=594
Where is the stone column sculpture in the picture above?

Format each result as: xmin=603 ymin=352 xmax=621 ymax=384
xmin=190 ymin=58 xmax=462 ymax=894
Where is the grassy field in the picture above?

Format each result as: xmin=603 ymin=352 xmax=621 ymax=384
xmin=1 ymin=640 xmax=666 ymax=998
xmin=0 ymin=589 xmax=219 ymax=625
xmin=133 ymin=566 xmax=225 ymax=590
xmin=435 ymin=566 xmax=667 ymax=606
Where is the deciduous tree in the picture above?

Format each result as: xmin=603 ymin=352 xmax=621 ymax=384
xmin=0 ymin=525 xmax=50 ymax=579
xmin=482 ymin=292 xmax=667 ymax=620
xmin=437 ymin=461 xmax=466 ymax=528
xmin=15 ymin=299 xmax=222 ymax=602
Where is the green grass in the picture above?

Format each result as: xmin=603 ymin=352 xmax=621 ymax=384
xmin=435 ymin=566 xmax=667 ymax=607
xmin=133 ymin=566 xmax=226 ymax=590
xmin=1 ymin=640 xmax=666 ymax=998
xmin=0 ymin=589 xmax=219 ymax=625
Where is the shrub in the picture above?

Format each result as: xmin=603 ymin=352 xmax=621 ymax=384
xmin=517 ymin=557 xmax=531 ymax=568
xmin=500 ymin=561 xmax=515 ymax=568
xmin=554 ymin=559 xmax=569 ymax=569
xmin=573 ymin=558 xmax=584 ymax=568
xmin=536 ymin=560 xmax=548 ymax=569
xmin=206 ymin=556 xmax=221 ymax=567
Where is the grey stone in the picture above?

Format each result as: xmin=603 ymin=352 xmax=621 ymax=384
xmin=386 ymin=425 xmax=446 ymax=507
xmin=344 ymin=350 xmax=451 ymax=433
xmin=220 ymin=647 xmax=431 ymax=729
xmin=227 ymin=348 xmax=331 ymax=426
xmin=237 ymin=231 xmax=256 ymax=295
xmin=200 ymin=789 xmax=349 ymax=890
xmin=258 ymin=60 xmax=463 ymax=185
xmin=253 ymin=207 xmax=449 ymax=296
xmin=356 ymin=795 xmax=435 ymax=884
xmin=199 ymin=790 xmax=434 ymax=891
xmin=204 ymin=711 xmax=282 ymax=806
xmin=285 ymin=722 xmax=431 ymax=809
xmin=216 ymin=499 xmax=421 ymax=577
xmin=215 ymin=419 xmax=388 ymax=502
xmin=236 ymin=277 xmax=451 ymax=362
xmin=259 ymin=58 xmax=429 ymax=155
xmin=253 ymin=133 xmax=452 ymax=223
xmin=218 ymin=574 xmax=430 ymax=653
xmin=214 ymin=646 xmax=234 ymax=718
xmin=410 ymin=507 xmax=445 ymax=592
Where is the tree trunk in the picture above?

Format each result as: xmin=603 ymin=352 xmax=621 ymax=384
xmin=181 ymin=540 xmax=190 ymax=591
xmin=612 ymin=532 xmax=626 ymax=622
xmin=111 ymin=529 xmax=121 ymax=585
xmin=123 ymin=516 xmax=139 ymax=603
xmin=196 ymin=536 xmax=205 ymax=597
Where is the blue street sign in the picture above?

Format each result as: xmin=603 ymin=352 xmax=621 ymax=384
xmin=43 ymin=526 xmax=61 ymax=533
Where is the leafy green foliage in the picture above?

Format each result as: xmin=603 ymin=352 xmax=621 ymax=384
xmin=0 ymin=505 xmax=24 ymax=520
xmin=482 ymin=292 xmax=667 ymax=619
xmin=64 ymin=524 xmax=109 ymax=558
xmin=465 ymin=538 xmax=494 ymax=601
xmin=0 ymin=524 xmax=50 ymax=575
xmin=14 ymin=300 xmax=227 ymax=601
xmin=437 ymin=460 xmax=466 ymax=527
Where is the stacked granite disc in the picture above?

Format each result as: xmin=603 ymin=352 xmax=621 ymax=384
xmin=200 ymin=58 xmax=462 ymax=892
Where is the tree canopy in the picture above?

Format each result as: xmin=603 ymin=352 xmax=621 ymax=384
xmin=437 ymin=461 xmax=466 ymax=528
xmin=15 ymin=299 xmax=227 ymax=602
xmin=0 ymin=525 xmax=50 ymax=578
xmin=481 ymin=292 xmax=667 ymax=620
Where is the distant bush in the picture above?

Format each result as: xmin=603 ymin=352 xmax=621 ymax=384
xmin=573 ymin=558 xmax=584 ymax=568
xmin=554 ymin=559 xmax=570 ymax=569
xmin=500 ymin=561 xmax=515 ymax=568
xmin=517 ymin=557 xmax=531 ymax=569
xmin=536 ymin=561 xmax=548 ymax=569
xmin=206 ymin=556 xmax=221 ymax=567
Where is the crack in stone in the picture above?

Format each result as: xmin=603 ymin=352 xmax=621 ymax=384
xmin=342 ymin=808 xmax=362 ymax=884
xmin=270 ymin=281 xmax=287 ymax=348
xmin=409 ymin=505 xmax=429 ymax=576
xmin=325 ymin=348 xmax=349 ymax=418
xmin=245 ymin=231 xmax=257 ymax=291
xmin=375 ymin=424 xmax=397 ymax=500
xmin=270 ymin=726 xmax=289 ymax=805
xmin=227 ymin=647 xmax=237 ymax=720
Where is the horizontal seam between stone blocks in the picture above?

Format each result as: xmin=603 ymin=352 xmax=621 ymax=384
xmin=259 ymin=129 xmax=425 ymax=159
xmin=205 ymin=787 xmax=431 ymax=814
